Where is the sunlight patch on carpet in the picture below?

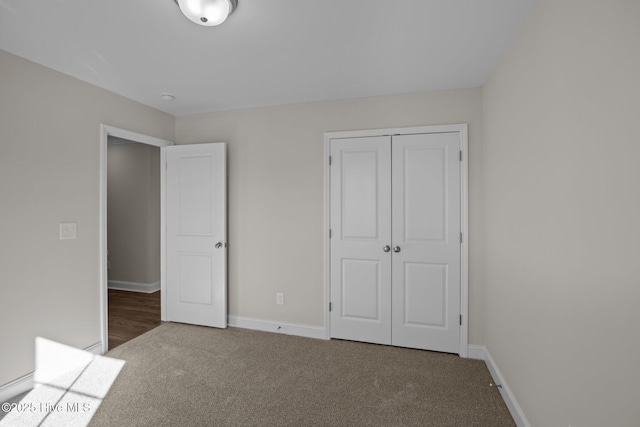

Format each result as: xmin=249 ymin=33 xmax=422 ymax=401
xmin=0 ymin=338 xmax=125 ymax=427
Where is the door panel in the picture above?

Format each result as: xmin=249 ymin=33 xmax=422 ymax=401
xmin=403 ymin=146 xmax=446 ymax=241
xmin=330 ymin=136 xmax=392 ymax=345
xmin=178 ymin=254 xmax=213 ymax=304
xmin=391 ymin=133 xmax=460 ymax=352
xmin=177 ymin=156 xmax=214 ymax=234
xmin=403 ymin=262 xmax=447 ymax=327
xmin=341 ymin=259 xmax=381 ymax=321
xmin=166 ymin=143 xmax=227 ymax=328
xmin=341 ymin=150 xmax=381 ymax=240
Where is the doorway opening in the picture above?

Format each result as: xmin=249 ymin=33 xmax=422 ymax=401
xmin=99 ymin=125 xmax=173 ymax=354
xmin=107 ymin=139 xmax=161 ymax=348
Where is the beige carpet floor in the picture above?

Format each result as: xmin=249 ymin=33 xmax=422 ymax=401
xmin=90 ymin=323 xmax=514 ymax=426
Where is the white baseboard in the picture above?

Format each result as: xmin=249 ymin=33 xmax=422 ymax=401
xmin=478 ymin=346 xmax=530 ymax=427
xmin=0 ymin=342 xmax=102 ymax=404
xmin=85 ymin=342 xmax=103 ymax=356
xmin=466 ymin=344 xmax=487 ymax=360
xmin=227 ymin=315 xmax=327 ymax=340
xmin=108 ymin=280 xmax=160 ymax=293
xmin=0 ymin=373 xmax=33 ymax=405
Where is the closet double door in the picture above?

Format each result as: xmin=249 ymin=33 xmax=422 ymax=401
xmin=330 ymin=132 xmax=461 ymax=354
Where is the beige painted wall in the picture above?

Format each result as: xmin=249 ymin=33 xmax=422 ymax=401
xmin=0 ymin=50 xmax=174 ymax=385
xmin=107 ymin=143 xmax=161 ymax=284
xmin=175 ymin=88 xmax=485 ymax=344
xmin=483 ymin=1 xmax=640 ymax=425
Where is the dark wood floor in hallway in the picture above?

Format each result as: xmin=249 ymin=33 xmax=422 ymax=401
xmin=108 ymin=289 xmax=161 ymax=350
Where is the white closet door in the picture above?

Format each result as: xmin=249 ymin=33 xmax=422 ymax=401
xmin=330 ymin=136 xmax=392 ymax=345
xmin=391 ymin=133 xmax=461 ymax=353
xmin=166 ymin=143 xmax=227 ymax=328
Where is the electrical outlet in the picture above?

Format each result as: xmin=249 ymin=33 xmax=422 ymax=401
xmin=60 ymin=222 xmax=78 ymax=240
xmin=276 ymin=292 xmax=284 ymax=305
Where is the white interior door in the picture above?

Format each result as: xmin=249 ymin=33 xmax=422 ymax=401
xmin=329 ymin=130 xmax=462 ymax=353
xmin=330 ymin=136 xmax=392 ymax=345
xmin=166 ymin=143 xmax=227 ymax=328
xmin=391 ymin=133 xmax=461 ymax=353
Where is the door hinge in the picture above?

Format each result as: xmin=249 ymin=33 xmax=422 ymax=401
xmin=460 ymin=314 xmax=462 ymax=325
xmin=329 ymin=229 xmax=332 ymax=238
xmin=329 ymin=302 xmax=332 ymax=312
xmin=329 ymin=155 xmax=332 ymax=165
xmin=459 ymin=151 xmax=462 ymax=162
xmin=460 ymin=232 xmax=463 ymax=244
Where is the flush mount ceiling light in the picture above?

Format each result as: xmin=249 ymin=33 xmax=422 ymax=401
xmin=173 ymin=0 xmax=238 ymax=26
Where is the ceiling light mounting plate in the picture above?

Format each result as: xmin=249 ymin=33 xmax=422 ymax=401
xmin=173 ymin=0 xmax=238 ymax=27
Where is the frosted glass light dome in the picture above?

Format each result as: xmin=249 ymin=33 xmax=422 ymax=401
xmin=177 ymin=0 xmax=237 ymax=26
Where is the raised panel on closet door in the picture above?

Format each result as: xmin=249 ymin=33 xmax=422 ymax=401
xmin=330 ymin=136 xmax=392 ymax=345
xmin=391 ymin=133 xmax=461 ymax=353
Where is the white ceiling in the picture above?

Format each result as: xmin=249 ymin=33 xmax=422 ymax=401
xmin=0 ymin=0 xmax=538 ymax=116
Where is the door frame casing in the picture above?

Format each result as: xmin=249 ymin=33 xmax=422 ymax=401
xmin=99 ymin=124 xmax=174 ymax=355
xmin=323 ymin=124 xmax=469 ymax=357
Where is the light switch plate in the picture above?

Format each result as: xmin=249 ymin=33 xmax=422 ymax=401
xmin=60 ymin=222 xmax=77 ymax=240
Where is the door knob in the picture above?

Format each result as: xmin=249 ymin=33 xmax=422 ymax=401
xmin=215 ymin=242 xmax=224 ymax=249
xmin=383 ymin=245 xmax=391 ymax=252
xmin=393 ymin=246 xmax=401 ymax=253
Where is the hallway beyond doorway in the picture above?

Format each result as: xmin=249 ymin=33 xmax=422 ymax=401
xmin=108 ymin=290 xmax=161 ymax=349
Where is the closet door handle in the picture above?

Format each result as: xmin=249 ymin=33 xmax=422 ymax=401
xmin=383 ymin=245 xmax=391 ymax=252
xmin=393 ymin=246 xmax=401 ymax=253
xmin=215 ymin=242 xmax=224 ymax=249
